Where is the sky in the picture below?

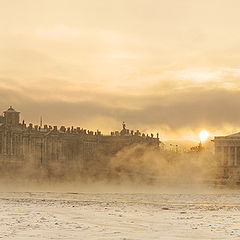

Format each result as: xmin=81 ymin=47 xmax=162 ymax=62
xmin=1 ymin=0 xmax=240 ymax=141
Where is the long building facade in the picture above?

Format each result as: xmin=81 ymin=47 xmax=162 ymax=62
xmin=0 ymin=107 xmax=160 ymax=168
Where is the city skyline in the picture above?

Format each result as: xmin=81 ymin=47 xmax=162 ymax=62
xmin=1 ymin=2 xmax=240 ymax=239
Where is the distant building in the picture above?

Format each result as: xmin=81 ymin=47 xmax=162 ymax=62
xmin=0 ymin=107 xmax=160 ymax=168
xmin=214 ymin=133 xmax=240 ymax=180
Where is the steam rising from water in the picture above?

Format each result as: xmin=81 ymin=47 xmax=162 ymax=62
xmin=0 ymin=144 xmax=221 ymax=193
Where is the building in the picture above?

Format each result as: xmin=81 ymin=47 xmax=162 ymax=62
xmin=0 ymin=107 xmax=160 ymax=168
xmin=214 ymin=133 xmax=240 ymax=180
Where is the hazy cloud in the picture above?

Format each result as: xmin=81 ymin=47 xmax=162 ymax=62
xmin=1 ymin=0 xmax=240 ymax=139
xmin=1 ymin=77 xmax=240 ymax=140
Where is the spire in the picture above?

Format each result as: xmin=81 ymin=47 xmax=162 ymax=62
xmin=40 ymin=116 xmax=43 ymax=128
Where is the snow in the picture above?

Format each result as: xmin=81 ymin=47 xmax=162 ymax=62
xmin=0 ymin=191 xmax=240 ymax=239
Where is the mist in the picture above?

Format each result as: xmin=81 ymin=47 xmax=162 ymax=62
xmin=0 ymin=143 xmax=222 ymax=194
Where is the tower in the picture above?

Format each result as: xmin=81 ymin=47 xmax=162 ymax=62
xmin=3 ymin=106 xmax=20 ymax=126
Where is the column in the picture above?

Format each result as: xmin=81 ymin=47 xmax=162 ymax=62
xmin=221 ymin=146 xmax=225 ymax=166
xmin=235 ymin=146 xmax=238 ymax=166
xmin=3 ymin=132 xmax=6 ymax=155
xmin=228 ymin=147 xmax=231 ymax=166
xmin=10 ymin=133 xmax=13 ymax=157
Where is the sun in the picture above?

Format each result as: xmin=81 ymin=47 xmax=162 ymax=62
xmin=200 ymin=130 xmax=209 ymax=142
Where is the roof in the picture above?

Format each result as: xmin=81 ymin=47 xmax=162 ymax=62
xmin=3 ymin=106 xmax=19 ymax=113
xmin=223 ymin=132 xmax=240 ymax=138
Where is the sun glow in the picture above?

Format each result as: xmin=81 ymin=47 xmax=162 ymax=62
xmin=200 ymin=130 xmax=209 ymax=142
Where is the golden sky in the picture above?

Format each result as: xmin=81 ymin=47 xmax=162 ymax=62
xmin=1 ymin=0 xmax=240 ymax=141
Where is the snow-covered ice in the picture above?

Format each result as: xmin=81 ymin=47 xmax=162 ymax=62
xmin=0 ymin=191 xmax=240 ymax=239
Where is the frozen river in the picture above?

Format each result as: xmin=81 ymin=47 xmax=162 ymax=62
xmin=0 ymin=191 xmax=240 ymax=239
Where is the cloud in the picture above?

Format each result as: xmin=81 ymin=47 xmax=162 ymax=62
xmin=36 ymin=25 xmax=82 ymax=39
xmin=1 ymin=75 xmax=240 ymax=140
xmin=2 ymin=0 xmax=240 ymax=140
xmin=165 ymin=68 xmax=222 ymax=83
xmin=35 ymin=24 xmax=135 ymax=48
